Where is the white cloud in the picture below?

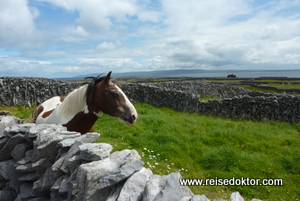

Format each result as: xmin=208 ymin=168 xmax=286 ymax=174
xmin=37 ymin=0 xmax=160 ymax=31
xmin=0 ymin=0 xmax=43 ymax=47
xmin=0 ymin=56 xmax=52 ymax=76
xmin=73 ymin=26 xmax=89 ymax=36
xmin=97 ymin=41 xmax=121 ymax=50
xmin=161 ymin=0 xmax=251 ymax=36
xmin=1 ymin=0 xmax=300 ymax=77
xmin=153 ymin=0 xmax=300 ymax=70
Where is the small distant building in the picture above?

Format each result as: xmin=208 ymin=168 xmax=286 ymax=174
xmin=227 ymin=74 xmax=236 ymax=78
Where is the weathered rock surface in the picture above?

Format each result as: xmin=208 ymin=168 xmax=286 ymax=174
xmin=230 ymin=191 xmax=244 ymax=201
xmin=142 ymin=172 xmax=194 ymax=201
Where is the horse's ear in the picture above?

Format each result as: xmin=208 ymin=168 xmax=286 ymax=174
xmin=104 ymin=71 xmax=112 ymax=84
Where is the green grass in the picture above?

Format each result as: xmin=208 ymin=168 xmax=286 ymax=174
xmin=2 ymin=103 xmax=300 ymax=200
xmin=204 ymin=79 xmax=244 ymax=83
xmin=151 ymin=78 xmax=181 ymax=82
xmin=265 ymin=83 xmax=300 ymax=90
xmin=0 ymin=105 xmax=33 ymax=120
xmin=203 ymin=79 xmax=300 ymax=95
xmin=238 ymin=85 xmax=279 ymax=94
xmin=93 ymin=103 xmax=300 ymax=200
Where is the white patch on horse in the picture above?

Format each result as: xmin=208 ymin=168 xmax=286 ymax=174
xmin=41 ymin=96 xmax=62 ymax=112
xmin=36 ymin=85 xmax=89 ymax=125
xmin=115 ymin=85 xmax=138 ymax=120
xmin=109 ymin=80 xmax=114 ymax=86
xmin=35 ymin=96 xmax=62 ymax=124
xmin=83 ymin=104 xmax=89 ymax=114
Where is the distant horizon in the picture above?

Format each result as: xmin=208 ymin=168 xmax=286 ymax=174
xmin=1 ymin=68 xmax=299 ymax=80
xmin=57 ymin=69 xmax=300 ymax=80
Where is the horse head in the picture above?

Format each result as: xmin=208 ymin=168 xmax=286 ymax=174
xmin=86 ymin=71 xmax=138 ymax=125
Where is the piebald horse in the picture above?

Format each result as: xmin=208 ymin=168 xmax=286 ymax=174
xmin=31 ymin=71 xmax=138 ymax=134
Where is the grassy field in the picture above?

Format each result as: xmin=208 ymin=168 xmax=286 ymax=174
xmin=119 ymin=77 xmax=300 ymax=95
xmin=203 ymin=79 xmax=300 ymax=95
xmin=1 ymin=103 xmax=300 ymax=200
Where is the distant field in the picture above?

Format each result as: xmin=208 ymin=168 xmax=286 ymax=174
xmin=118 ymin=76 xmax=300 ymax=95
xmin=201 ymin=79 xmax=300 ymax=95
xmin=2 ymin=103 xmax=300 ymax=200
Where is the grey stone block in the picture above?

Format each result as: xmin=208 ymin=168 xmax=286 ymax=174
xmin=79 ymin=143 xmax=112 ymax=161
xmin=117 ymin=167 xmax=153 ymax=201
xmin=230 ymin=191 xmax=244 ymax=201
xmin=0 ymin=190 xmax=17 ymax=201
xmin=98 ymin=160 xmax=144 ymax=190
xmin=0 ymin=134 xmax=26 ymax=161
xmin=11 ymin=141 xmax=32 ymax=161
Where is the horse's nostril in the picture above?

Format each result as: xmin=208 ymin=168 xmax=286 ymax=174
xmin=132 ymin=114 xmax=136 ymax=120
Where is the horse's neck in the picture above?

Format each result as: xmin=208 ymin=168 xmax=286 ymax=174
xmin=57 ymin=84 xmax=89 ymax=116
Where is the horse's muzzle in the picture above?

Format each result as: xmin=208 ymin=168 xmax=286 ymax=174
xmin=123 ymin=113 xmax=137 ymax=125
xmin=121 ymin=108 xmax=138 ymax=125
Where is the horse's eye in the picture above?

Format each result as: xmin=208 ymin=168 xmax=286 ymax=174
xmin=112 ymin=92 xmax=119 ymax=99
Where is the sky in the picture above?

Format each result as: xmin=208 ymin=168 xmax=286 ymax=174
xmin=0 ymin=0 xmax=300 ymax=78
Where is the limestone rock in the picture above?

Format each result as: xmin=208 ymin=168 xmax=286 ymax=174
xmin=142 ymin=172 xmax=193 ymax=201
xmin=75 ymin=149 xmax=141 ymax=201
xmin=16 ymin=182 xmax=33 ymax=200
xmin=0 ymin=160 xmax=15 ymax=180
xmin=0 ymin=116 xmax=17 ymax=134
xmin=142 ymin=174 xmax=165 ymax=201
xmin=0 ymin=110 xmax=10 ymax=115
xmin=68 ymin=155 xmax=83 ymax=173
xmin=98 ymin=160 xmax=144 ymax=190
xmin=191 ymin=195 xmax=210 ymax=201
xmin=0 ymin=136 xmax=8 ymax=150
xmin=11 ymin=141 xmax=33 ymax=161
xmin=35 ymin=130 xmax=81 ymax=158
xmin=57 ymin=132 xmax=100 ymax=149
xmin=26 ymin=124 xmax=66 ymax=139
xmin=0 ymin=134 xmax=26 ymax=161
xmin=60 ymin=141 xmax=82 ymax=173
xmin=181 ymin=195 xmax=210 ymax=201
xmin=16 ymin=149 xmax=34 ymax=165
xmin=18 ymin=172 xmax=42 ymax=181
xmin=0 ymin=190 xmax=17 ymax=201
xmin=117 ymin=167 xmax=153 ymax=201
xmin=231 ymin=191 xmax=244 ymax=201
xmin=4 ymin=123 xmax=35 ymax=137
xmin=79 ymin=143 xmax=112 ymax=161
xmin=16 ymin=163 xmax=35 ymax=173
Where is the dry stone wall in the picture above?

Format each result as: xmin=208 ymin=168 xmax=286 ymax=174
xmin=125 ymin=81 xmax=251 ymax=99
xmin=0 ymin=77 xmax=81 ymax=107
xmin=0 ymin=115 xmax=262 ymax=201
xmin=0 ymin=77 xmax=299 ymax=122
xmin=122 ymin=82 xmax=300 ymax=123
xmin=122 ymin=83 xmax=200 ymax=113
xmin=198 ymin=94 xmax=300 ymax=122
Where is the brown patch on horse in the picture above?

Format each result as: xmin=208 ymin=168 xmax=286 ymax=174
xmin=63 ymin=111 xmax=98 ymax=134
xmin=60 ymin=96 xmax=65 ymax=102
xmin=29 ymin=105 xmax=44 ymax=123
xmin=36 ymin=106 xmax=44 ymax=117
xmin=42 ymin=109 xmax=54 ymax=118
